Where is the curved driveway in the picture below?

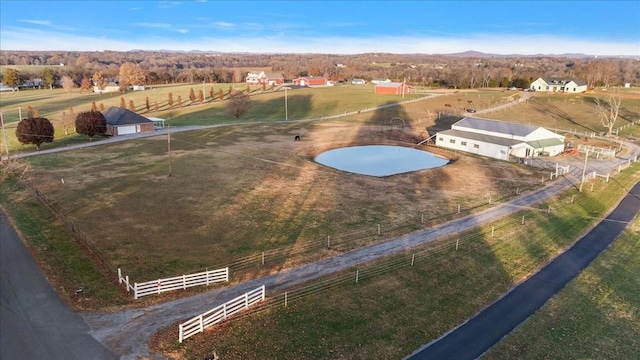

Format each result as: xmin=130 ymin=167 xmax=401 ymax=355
xmin=407 ymin=181 xmax=640 ymax=360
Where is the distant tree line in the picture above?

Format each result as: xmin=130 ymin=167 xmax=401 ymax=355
xmin=1 ymin=51 xmax=638 ymax=91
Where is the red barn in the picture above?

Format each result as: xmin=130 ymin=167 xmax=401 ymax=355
xmin=293 ymin=76 xmax=327 ymax=86
xmin=375 ymin=82 xmax=410 ymax=95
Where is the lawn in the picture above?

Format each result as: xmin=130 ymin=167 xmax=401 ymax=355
xmin=150 ymin=164 xmax=640 ymax=359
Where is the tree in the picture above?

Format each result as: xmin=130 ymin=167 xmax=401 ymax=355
xmin=58 ymin=109 xmax=75 ymax=136
xmin=42 ymin=67 xmax=58 ymax=89
xmin=120 ymin=97 xmax=126 ymax=109
xmin=227 ymin=90 xmax=251 ymax=120
xmin=594 ymin=94 xmax=622 ymax=136
xmin=146 ymin=96 xmax=150 ymax=111
xmin=129 ymin=100 xmax=136 ymax=112
xmin=91 ymin=102 xmax=97 ymax=111
xmin=178 ymin=95 xmax=183 ymax=108
xmin=61 ymin=75 xmax=74 ymax=93
xmin=118 ymin=62 xmax=145 ymax=92
xmin=218 ymin=88 xmax=224 ymax=100
xmin=80 ymin=77 xmax=92 ymax=92
xmin=92 ymin=71 xmax=107 ymax=94
xmin=75 ymin=111 xmax=107 ymax=140
xmin=189 ymin=88 xmax=196 ymax=102
xmin=168 ymin=92 xmax=174 ymax=107
xmin=2 ymin=68 xmax=22 ymax=90
xmin=16 ymin=117 xmax=54 ymax=150
xmin=198 ymin=89 xmax=204 ymax=103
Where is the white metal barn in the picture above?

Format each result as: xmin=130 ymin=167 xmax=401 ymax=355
xmin=435 ymin=117 xmax=565 ymax=161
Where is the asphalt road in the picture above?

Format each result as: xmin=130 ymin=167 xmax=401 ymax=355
xmin=0 ymin=211 xmax=117 ymax=360
xmin=406 ymin=181 xmax=640 ymax=360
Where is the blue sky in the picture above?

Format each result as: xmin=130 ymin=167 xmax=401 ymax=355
xmin=1 ymin=1 xmax=638 ymax=55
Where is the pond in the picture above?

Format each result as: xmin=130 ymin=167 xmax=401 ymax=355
xmin=315 ymin=145 xmax=449 ymax=177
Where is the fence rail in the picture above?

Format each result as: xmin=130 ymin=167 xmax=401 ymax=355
xmin=118 ymin=267 xmax=229 ymax=299
xmin=179 ymin=285 xmax=266 ymax=343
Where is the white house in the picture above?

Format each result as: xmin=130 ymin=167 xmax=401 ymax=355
xmin=246 ymin=71 xmax=284 ymax=85
xmin=351 ymin=78 xmax=366 ymax=85
xmin=435 ymin=117 xmax=565 ymax=161
xmin=93 ymin=82 xmax=120 ymax=93
xmin=529 ymin=77 xmax=587 ymax=93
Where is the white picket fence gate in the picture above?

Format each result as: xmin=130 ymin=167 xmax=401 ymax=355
xmin=118 ymin=267 xmax=229 ymax=299
xmin=179 ymin=285 xmax=266 ymax=343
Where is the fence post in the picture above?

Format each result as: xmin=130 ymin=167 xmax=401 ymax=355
xmin=183 ymin=274 xmax=187 ymax=290
xmin=355 ymin=270 xmax=359 ymax=284
xmin=421 ymin=214 xmax=424 ymax=223
xmin=547 ymin=205 xmax=551 ymax=214
xmin=411 ymin=254 xmax=415 ymax=266
xmin=571 ymin=195 xmax=575 ymax=204
xmin=262 ymin=251 xmax=265 ymax=265
xmin=199 ymin=315 xmax=204 ymax=333
xmin=456 ymin=239 xmax=459 ymax=250
xmin=126 ymin=275 xmax=130 ymax=292
xmin=245 ymin=292 xmax=249 ymax=309
xmin=377 ymin=224 xmax=380 ymax=235
xmin=134 ymin=283 xmax=138 ymax=299
xmin=179 ymin=325 xmax=184 ymax=343
xmin=261 ymin=285 xmax=266 ymax=300
xmin=327 ymin=236 xmax=330 ymax=249
xmin=225 ymin=267 xmax=229 ymax=282
xmin=118 ymin=268 xmax=122 ymax=284
xmin=285 ymin=292 xmax=288 ymax=307
xmin=522 ymin=215 xmax=525 ymax=225
xmin=491 ymin=226 xmax=494 ymax=237
xmin=458 ymin=204 xmax=461 ymax=213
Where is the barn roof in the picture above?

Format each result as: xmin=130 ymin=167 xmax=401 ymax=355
xmin=103 ymin=107 xmax=153 ymax=126
xmin=453 ymin=117 xmax=540 ymax=137
xmin=439 ymin=129 xmax=523 ymax=147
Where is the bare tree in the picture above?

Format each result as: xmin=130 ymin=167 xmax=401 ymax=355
xmin=594 ymin=94 xmax=622 ymax=136
xmin=227 ymin=90 xmax=251 ymax=120
xmin=61 ymin=75 xmax=75 ymax=93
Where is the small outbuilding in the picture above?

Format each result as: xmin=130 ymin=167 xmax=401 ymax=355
xmin=103 ymin=107 xmax=155 ymax=136
xmin=351 ymin=78 xmax=366 ymax=85
xmin=435 ymin=117 xmax=565 ymax=161
xmin=375 ymin=82 xmax=410 ymax=95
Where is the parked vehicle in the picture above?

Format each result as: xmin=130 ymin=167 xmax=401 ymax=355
xmin=466 ymin=108 xmax=477 ymax=113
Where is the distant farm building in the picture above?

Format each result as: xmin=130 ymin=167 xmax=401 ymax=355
xmin=351 ymin=78 xmax=366 ymax=85
xmin=435 ymin=117 xmax=565 ymax=161
xmin=103 ymin=107 xmax=155 ymax=136
xmin=529 ymin=77 xmax=587 ymax=93
xmin=93 ymin=82 xmax=120 ymax=93
xmin=246 ymin=71 xmax=284 ymax=85
xmin=371 ymin=78 xmax=391 ymax=84
xmin=293 ymin=76 xmax=328 ymax=86
xmin=375 ymin=82 xmax=410 ymax=95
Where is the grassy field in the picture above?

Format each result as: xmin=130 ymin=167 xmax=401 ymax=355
xmin=484 ymin=217 xmax=640 ymax=360
xmin=150 ymin=163 xmax=640 ymax=359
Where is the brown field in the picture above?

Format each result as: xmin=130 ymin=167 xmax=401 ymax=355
xmin=20 ymin=114 xmax=549 ymax=285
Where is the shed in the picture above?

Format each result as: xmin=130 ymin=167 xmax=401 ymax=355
xmin=94 ymin=82 xmax=120 ymax=93
xmin=375 ymin=82 xmax=410 ymax=95
xmin=102 ymin=107 xmax=155 ymax=136
xmin=435 ymin=117 xmax=565 ymax=160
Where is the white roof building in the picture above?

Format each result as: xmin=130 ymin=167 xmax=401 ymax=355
xmin=530 ymin=77 xmax=587 ymax=93
xmin=436 ymin=117 xmax=565 ymax=160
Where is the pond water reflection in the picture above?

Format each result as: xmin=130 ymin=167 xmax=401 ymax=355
xmin=315 ymin=145 xmax=449 ymax=177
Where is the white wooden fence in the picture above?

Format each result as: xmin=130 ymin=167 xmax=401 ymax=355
xmin=179 ymin=285 xmax=266 ymax=343
xmin=118 ymin=267 xmax=229 ymax=299
xmin=577 ymin=144 xmax=616 ymax=159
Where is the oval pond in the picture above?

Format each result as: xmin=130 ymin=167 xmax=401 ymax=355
xmin=315 ymin=145 xmax=449 ymax=177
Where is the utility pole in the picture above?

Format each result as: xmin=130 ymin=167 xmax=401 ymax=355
xmin=285 ymin=87 xmax=288 ymax=121
xmin=167 ymin=124 xmax=172 ymax=177
xmin=579 ymin=148 xmax=589 ymax=192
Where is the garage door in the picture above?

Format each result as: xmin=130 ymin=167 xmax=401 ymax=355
xmin=118 ymin=125 xmax=137 ymax=135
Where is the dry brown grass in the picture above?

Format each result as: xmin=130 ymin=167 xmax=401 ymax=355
xmin=23 ymin=115 xmax=549 ymax=285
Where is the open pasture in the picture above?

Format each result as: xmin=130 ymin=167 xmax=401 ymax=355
xmin=19 ymin=110 xmax=549 ymax=284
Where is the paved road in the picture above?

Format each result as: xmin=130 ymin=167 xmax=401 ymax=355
xmin=406 ymin=180 xmax=640 ymax=360
xmin=0 ymin=211 xmax=117 ymax=360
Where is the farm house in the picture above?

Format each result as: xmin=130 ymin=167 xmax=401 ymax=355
xmin=529 ymin=77 xmax=587 ymax=93
xmin=374 ymin=82 xmax=410 ymax=95
xmin=103 ymin=107 xmax=156 ymax=136
xmin=435 ymin=117 xmax=565 ymax=161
